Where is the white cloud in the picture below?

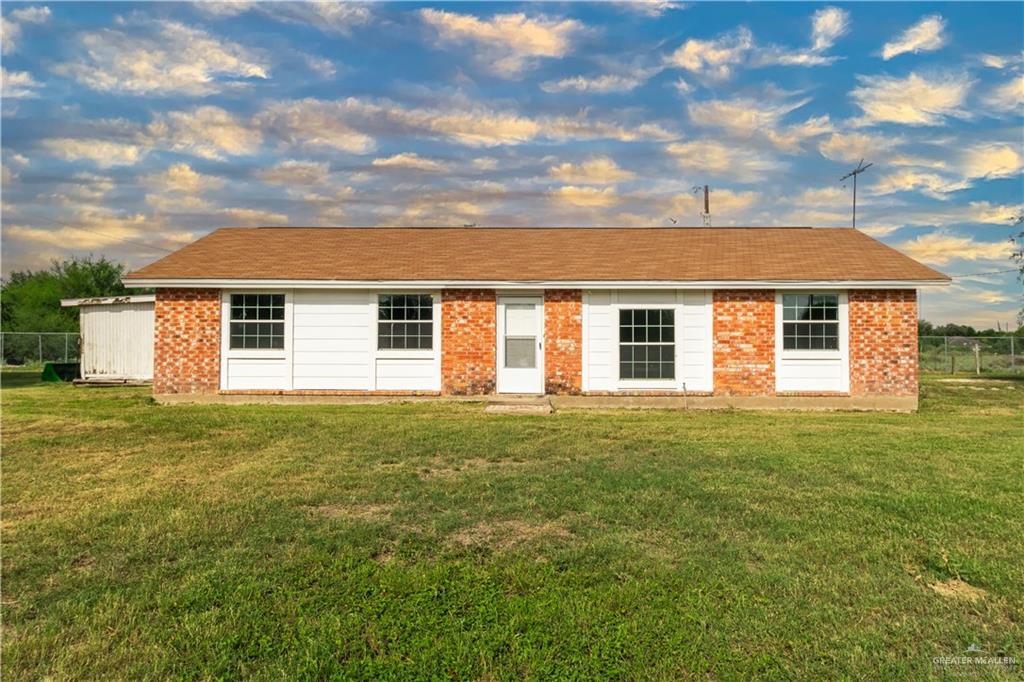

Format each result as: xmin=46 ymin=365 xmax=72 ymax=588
xmin=881 ymin=15 xmax=947 ymax=60
xmin=985 ymin=75 xmax=1024 ymax=112
xmin=255 ymin=99 xmax=376 ymax=154
xmin=548 ymin=157 xmax=635 ymax=184
xmin=850 ymin=72 xmax=972 ymax=126
xmin=254 ymin=96 xmax=673 ymax=150
xmin=960 ymin=143 xmax=1023 ymax=180
xmin=872 ymin=170 xmax=970 ymax=198
xmin=897 ymin=231 xmax=1010 ymax=265
xmin=550 ymin=185 xmax=619 ymax=208
xmin=666 ymin=140 xmax=779 ymax=181
xmin=260 ymin=2 xmax=371 ymax=35
xmin=371 ymin=153 xmax=449 ymax=172
xmin=1 ymin=67 xmax=40 ymax=98
xmin=818 ymin=131 xmax=902 ymax=161
xmin=148 ymin=106 xmax=262 ymax=159
xmin=195 ymin=1 xmax=371 ymax=34
xmin=219 ymin=207 xmax=289 ymax=225
xmin=667 ymin=27 xmax=753 ymax=80
xmin=143 ymin=163 xmax=224 ymax=194
xmin=758 ymin=6 xmax=849 ymax=67
xmin=614 ymin=1 xmax=687 ymax=17
xmin=420 ymin=9 xmax=583 ymax=77
xmin=977 ymin=52 xmax=1024 ymax=70
xmin=5 ymin=206 xmax=192 ymax=252
xmin=811 ymin=7 xmax=849 ymax=52
xmin=540 ymin=73 xmax=649 ymax=94
xmin=687 ymin=97 xmax=832 ymax=152
xmin=870 ymin=142 xmax=1021 ymax=199
xmin=472 ymin=157 xmax=498 ymax=171
xmin=1 ymin=5 xmax=50 ymax=55
xmin=969 ymin=201 xmax=1024 ymax=225
xmin=54 ymin=20 xmax=268 ymax=95
xmin=41 ymin=138 xmax=143 ymax=167
xmin=255 ymin=160 xmax=330 ymax=186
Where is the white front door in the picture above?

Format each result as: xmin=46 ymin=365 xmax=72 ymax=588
xmin=496 ymin=296 xmax=544 ymax=394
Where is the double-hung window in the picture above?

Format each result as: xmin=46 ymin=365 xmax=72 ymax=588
xmin=378 ymin=294 xmax=433 ymax=350
xmin=229 ymin=294 xmax=285 ymax=349
xmin=782 ymin=294 xmax=839 ymax=350
xmin=619 ymin=309 xmax=675 ymax=379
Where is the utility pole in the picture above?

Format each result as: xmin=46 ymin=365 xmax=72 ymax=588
xmin=840 ymin=159 xmax=872 ymax=229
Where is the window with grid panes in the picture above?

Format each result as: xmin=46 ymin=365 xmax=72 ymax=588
xmin=619 ymin=309 xmax=675 ymax=380
xmin=782 ymin=294 xmax=839 ymax=350
xmin=378 ymin=294 xmax=433 ymax=350
xmin=229 ymin=294 xmax=285 ymax=349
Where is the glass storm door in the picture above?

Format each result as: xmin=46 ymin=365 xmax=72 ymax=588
xmin=497 ymin=296 xmax=544 ymax=394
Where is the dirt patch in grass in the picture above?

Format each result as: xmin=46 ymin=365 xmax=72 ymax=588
xmin=308 ymin=503 xmax=395 ymax=522
xmin=449 ymin=519 xmax=573 ymax=551
xmin=416 ymin=457 xmax=532 ymax=480
xmin=929 ymin=578 xmax=988 ymax=602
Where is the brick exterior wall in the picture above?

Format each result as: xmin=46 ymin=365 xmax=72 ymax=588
xmin=712 ymin=289 xmax=775 ymax=396
xmin=154 ymin=288 xmax=220 ymax=394
xmin=544 ymin=289 xmax=583 ymax=394
xmin=441 ymin=289 xmax=496 ymax=395
xmin=849 ymin=289 xmax=918 ymax=396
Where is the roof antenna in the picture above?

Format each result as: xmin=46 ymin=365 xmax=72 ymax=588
xmin=692 ymin=185 xmax=711 ymax=226
xmin=667 ymin=217 xmax=678 ymax=225
xmin=462 ymin=223 xmax=477 ymax=228
xmin=840 ymin=159 xmax=872 ymax=229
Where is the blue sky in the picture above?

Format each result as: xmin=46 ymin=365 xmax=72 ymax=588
xmin=2 ymin=1 xmax=1022 ymax=326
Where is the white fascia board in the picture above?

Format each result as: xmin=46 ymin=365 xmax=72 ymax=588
xmin=123 ymin=278 xmax=950 ymax=290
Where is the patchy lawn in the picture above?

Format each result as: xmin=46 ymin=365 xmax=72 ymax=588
xmin=2 ymin=370 xmax=1022 ymax=679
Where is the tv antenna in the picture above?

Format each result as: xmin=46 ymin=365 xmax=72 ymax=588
xmin=692 ymin=184 xmax=711 ymax=226
xmin=839 ymin=159 xmax=872 ymax=229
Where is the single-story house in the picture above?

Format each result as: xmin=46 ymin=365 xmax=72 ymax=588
xmin=124 ymin=227 xmax=949 ymax=410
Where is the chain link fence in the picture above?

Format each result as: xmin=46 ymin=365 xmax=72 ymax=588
xmin=1 ymin=332 xmax=81 ymax=366
xmin=1 ymin=331 xmax=1020 ymax=374
xmin=919 ymin=336 xmax=1021 ymax=374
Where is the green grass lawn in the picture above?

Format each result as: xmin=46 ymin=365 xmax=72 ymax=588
xmin=2 ymin=370 xmax=1022 ymax=680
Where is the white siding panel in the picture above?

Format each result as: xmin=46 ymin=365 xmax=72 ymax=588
xmin=583 ymin=290 xmax=712 ymax=393
xmin=375 ymin=358 xmax=436 ymax=391
xmin=292 ymin=291 xmax=371 ymax=390
xmin=584 ymin=291 xmax=616 ymax=391
xmin=225 ymin=358 xmax=288 ymax=390
xmin=679 ymin=290 xmax=712 ymax=393
xmin=776 ymin=358 xmax=845 ymax=392
xmin=79 ymin=303 xmax=154 ymax=380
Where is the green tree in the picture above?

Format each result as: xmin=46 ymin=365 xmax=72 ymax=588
xmin=1 ymin=257 xmax=131 ymax=333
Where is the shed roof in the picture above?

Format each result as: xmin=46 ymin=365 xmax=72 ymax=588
xmin=125 ymin=227 xmax=948 ymax=284
xmin=60 ymin=295 xmax=156 ymax=307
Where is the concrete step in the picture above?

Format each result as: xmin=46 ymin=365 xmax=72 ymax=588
xmin=484 ymin=397 xmax=554 ymax=414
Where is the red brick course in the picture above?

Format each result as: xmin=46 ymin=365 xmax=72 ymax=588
xmin=713 ymin=289 xmax=775 ymax=396
xmin=441 ymin=289 xmax=496 ymax=395
xmin=544 ymin=289 xmax=583 ymax=394
xmin=154 ymin=288 xmax=220 ymax=394
xmin=849 ymin=289 xmax=918 ymax=396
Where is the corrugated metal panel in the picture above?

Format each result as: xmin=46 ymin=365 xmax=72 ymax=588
xmin=80 ymin=302 xmax=154 ymax=380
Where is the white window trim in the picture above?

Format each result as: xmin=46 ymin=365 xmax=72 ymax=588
xmin=613 ymin=301 xmax=680 ymax=390
xmin=774 ymin=290 xmax=850 ymax=393
xmin=371 ymin=291 xmax=438 ymax=360
xmin=220 ymin=290 xmax=294 ymax=390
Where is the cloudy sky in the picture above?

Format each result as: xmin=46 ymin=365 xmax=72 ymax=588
xmin=2 ymin=1 xmax=1022 ymax=325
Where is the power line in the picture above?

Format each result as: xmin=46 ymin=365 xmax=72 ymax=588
xmin=48 ymin=221 xmax=177 ymax=254
xmin=950 ymin=268 xmax=1018 ymax=279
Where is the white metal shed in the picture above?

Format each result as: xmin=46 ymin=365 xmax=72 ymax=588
xmin=60 ymin=295 xmax=155 ymax=382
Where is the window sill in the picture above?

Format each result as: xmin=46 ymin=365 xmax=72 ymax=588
xmin=780 ymin=351 xmax=843 ymax=360
xmin=377 ymin=349 xmax=435 ymax=360
xmin=225 ymin=349 xmax=287 ymax=360
xmin=617 ymin=380 xmax=678 ymax=390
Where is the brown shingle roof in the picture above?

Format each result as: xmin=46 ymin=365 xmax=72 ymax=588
xmin=126 ymin=227 xmax=949 ymax=283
